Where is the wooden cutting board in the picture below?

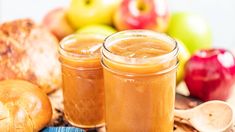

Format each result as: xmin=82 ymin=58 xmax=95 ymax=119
xmin=48 ymin=82 xmax=235 ymax=131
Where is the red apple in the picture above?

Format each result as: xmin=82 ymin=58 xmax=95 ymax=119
xmin=184 ymin=49 xmax=235 ymax=101
xmin=42 ymin=8 xmax=74 ymax=40
xmin=113 ymin=0 xmax=169 ymax=32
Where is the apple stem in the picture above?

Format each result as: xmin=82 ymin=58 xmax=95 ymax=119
xmin=85 ymin=0 xmax=91 ymax=5
xmin=136 ymin=0 xmax=147 ymax=11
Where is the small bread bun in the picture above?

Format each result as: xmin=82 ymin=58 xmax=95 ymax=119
xmin=0 ymin=80 xmax=52 ymax=131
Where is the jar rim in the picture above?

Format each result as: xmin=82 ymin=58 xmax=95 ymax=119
xmin=59 ymin=33 xmax=106 ymax=60
xmin=102 ymin=30 xmax=179 ymax=65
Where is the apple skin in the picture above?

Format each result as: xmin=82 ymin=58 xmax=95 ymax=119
xmin=76 ymin=24 xmax=117 ymax=37
xmin=167 ymin=12 xmax=212 ymax=54
xmin=67 ymin=0 xmax=122 ymax=29
xmin=42 ymin=8 xmax=74 ymax=40
xmin=184 ymin=49 xmax=235 ymax=101
xmin=176 ymin=40 xmax=190 ymax=84
xmin=114 ymin=0 xmax=169 ymax=32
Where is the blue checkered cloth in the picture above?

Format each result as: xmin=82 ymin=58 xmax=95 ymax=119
xmin=41 ymin=127 xmax=85 ymax=132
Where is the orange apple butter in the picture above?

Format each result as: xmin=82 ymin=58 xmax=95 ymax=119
xmin=59 ymin=34 xmax=105 ymax=128
xmin=101 ymin=30 xmax=178 ymax=132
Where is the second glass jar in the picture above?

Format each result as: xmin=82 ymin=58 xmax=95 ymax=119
xmin=101 ymin=30 xmax=179 ymax=132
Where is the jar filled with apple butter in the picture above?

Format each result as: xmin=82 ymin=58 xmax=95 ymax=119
xmin=59 ymin=33 xmax=105 ymax=129
xmin=101 ymin=30 xmax=179 ymax=132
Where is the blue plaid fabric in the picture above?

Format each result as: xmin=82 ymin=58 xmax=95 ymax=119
xmin=41 ymin=127 xmax=85 ymax=132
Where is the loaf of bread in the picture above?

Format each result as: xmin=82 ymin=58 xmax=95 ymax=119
xmin=0 ymin=80 xmax=52 ymax=131
xmin=0 ymin=19 xmax=61 ymax=93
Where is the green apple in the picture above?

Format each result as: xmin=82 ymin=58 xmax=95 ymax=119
xmin=167 ymin=12 xmax=212 ymax=54
xmin=67 ymin=0 xmax=121 ymax=29
xmin=76 ymin=24 xmax=117 ymax=37
xmin=176 ymin=39 xmax=191 ymax=84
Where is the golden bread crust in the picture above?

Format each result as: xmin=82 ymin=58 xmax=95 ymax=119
xmin=0 ymin=80 xmax=52 ymax=131
xmin=0 ymin=19 xmax=61 ymax=93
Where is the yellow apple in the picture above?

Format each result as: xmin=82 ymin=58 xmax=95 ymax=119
xmin=76 ymin=24 xmax=117 ymax=37
xmin=176 ymin=39 xmax=191 ymax=84
xmin=67 ymin=0 xmax=121 ymax=29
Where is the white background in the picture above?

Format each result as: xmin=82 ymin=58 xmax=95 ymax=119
xmin=0 ymin=0 xmax=235 ymax=49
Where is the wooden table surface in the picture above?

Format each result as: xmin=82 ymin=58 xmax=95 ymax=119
xmin=48 ymin=82 xmax=235 ymax=131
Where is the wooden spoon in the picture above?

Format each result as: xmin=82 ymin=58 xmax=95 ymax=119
xmin=175 ymin=100 xmax=234 ymax=132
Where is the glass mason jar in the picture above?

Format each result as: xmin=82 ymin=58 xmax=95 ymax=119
xmin=59 ymin=33 xmax=105 ymax=129
xmin=101 ymin=30 xmax=179 ymax=132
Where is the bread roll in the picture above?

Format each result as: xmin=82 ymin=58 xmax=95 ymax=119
xmin=0 ymin=19 xmax=61 ymax=93
xmin=0 ymin=80 xmax=52 ymax=131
